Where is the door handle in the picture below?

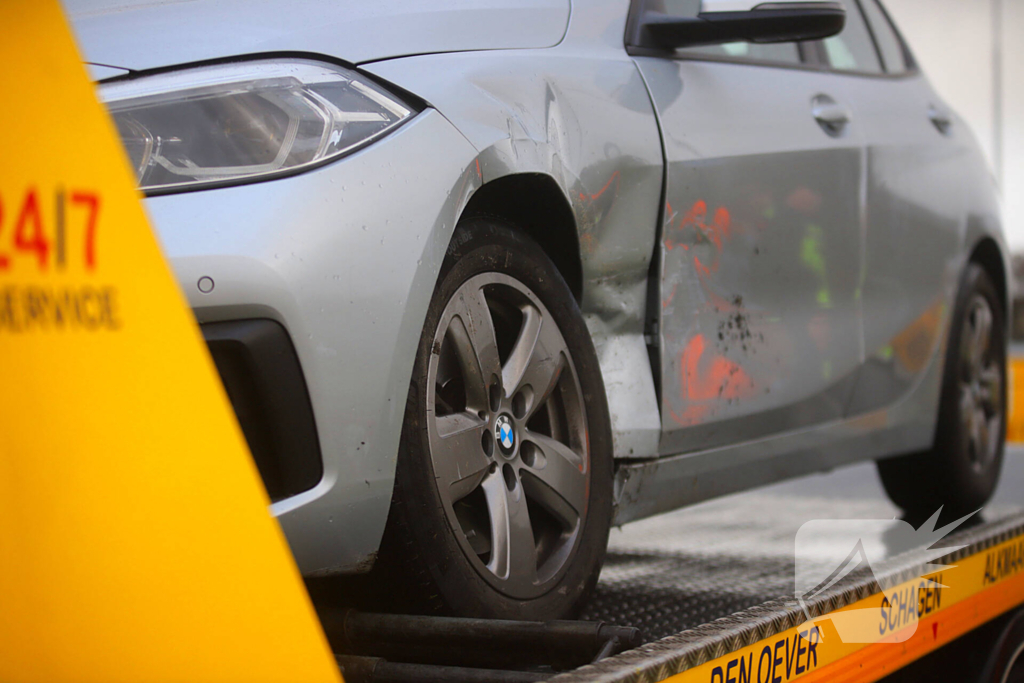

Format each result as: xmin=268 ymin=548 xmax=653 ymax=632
xmin=929 ymin=105 xmax=953 ymax=135
xmin=812 ymin=95 xmax=851 ymax=137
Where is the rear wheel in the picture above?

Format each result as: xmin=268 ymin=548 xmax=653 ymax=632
xmin=372 ymin=216 xmax=613 ymax=619
xmin=877 ymin=263 xmax=1006 ymax=521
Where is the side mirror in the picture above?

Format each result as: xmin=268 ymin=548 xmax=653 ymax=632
xmin=628 ymin=0 xmax=846 ymax=51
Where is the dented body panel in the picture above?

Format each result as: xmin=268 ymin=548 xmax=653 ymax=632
xmin=363 ymin=0 xmax=665 ymax=460
xmin=637 ymin=56 xmax=867 ymax=455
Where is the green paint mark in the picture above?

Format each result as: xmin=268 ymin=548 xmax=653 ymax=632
xmin=802 ymin=224 xmax=831 ymax=308
xmin=800 ymin=225 xmax=826 ymax=277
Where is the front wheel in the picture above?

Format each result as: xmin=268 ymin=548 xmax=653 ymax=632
xmin=372 ymin=216 xmax=613 ymax=620
xmin=877 ymin=263 xmax=1006 ymax=521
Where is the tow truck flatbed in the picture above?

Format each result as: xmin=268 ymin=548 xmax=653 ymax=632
xmin=325 ymin=451 xmax=1024 ymax=683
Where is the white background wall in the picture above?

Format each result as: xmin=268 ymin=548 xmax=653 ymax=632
xmin=885 ymin=0 xmax=1024 ymax=251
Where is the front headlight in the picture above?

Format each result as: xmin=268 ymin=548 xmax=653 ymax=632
xmin=101 ymin=59 xmax=416 ymax=194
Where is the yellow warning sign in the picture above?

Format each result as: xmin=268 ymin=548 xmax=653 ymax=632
xmin=0 ymin=2 xmax=342 ymax=681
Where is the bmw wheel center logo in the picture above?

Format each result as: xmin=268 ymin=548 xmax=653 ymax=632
xmin=495 ymin=414 xmax=515 ymax=455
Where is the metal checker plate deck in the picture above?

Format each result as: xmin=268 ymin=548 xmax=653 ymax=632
xmin=560 ymin=511 xmax=1024 ymax=683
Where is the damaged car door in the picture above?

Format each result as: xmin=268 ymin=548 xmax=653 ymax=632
xmin=630 ymin=1 xmax=867 ymax=455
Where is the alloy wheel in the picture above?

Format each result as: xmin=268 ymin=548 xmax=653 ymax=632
xmin=958 ymin=294 xmax=1003 ymax=472
xmin=426 ymin=272 xmax=590 ymax=599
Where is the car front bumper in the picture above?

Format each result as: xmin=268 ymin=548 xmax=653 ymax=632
xmin=144 ymin=109 xmax=481 ymax=575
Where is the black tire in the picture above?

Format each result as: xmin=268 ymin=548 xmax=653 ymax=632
xmin=370 ymin=216 xmax=613 ymax=619
xmin=877 ymin=263 xmax=1006 ymax=522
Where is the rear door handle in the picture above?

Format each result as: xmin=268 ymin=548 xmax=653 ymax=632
xmin=929 ymin=105 xmax=953 ymax=135
xmin=812 ymin=95 xmax=851 ymax=137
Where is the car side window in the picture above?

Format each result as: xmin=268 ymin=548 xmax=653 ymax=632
xmin=823 ymin=0 xmax=883 ymax=73
xmin=681 ymin=41 xmax=802 ymax=65
xmin=860 ymin=0 xmax=908 ymax=73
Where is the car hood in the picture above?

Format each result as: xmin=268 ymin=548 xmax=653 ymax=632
xmin=64 ymin=0 xmax=571 ymax=74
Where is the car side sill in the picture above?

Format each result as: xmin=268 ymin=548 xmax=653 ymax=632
xmin=612 ymin=411 xmax=933 ymax=526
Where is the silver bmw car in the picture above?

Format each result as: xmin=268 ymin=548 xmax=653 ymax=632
xmin=69 ymin=0 xmax=1009 ymax=619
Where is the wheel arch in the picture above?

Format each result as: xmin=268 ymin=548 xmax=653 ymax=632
xmin=459 ymin=172 xmax=583 ymax=303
